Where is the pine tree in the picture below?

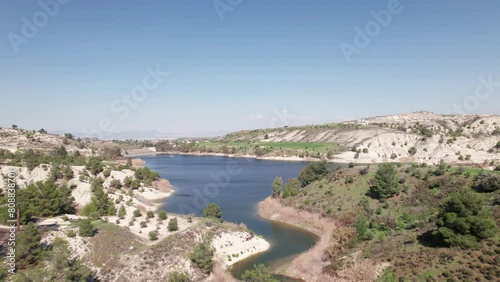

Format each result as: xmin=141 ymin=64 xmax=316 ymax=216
xmin=369 ymin=163 xmax=400 ymax=199
xmin=272 ymin=177 xmax=283 ymax=198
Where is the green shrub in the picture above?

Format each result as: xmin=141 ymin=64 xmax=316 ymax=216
xmin=433 ymin=190 xmax=498 ymax=249
xmin=355 ymin=214 xmax=372 ymax=241
xmin=283 ymin=178 xmax=300 ymax=198
xmin=85 ymin=157 xmax=104 ymax=175
xmin=369 ymin=164 xmax=400 ymax=199
xmin=67 ymin=230 xmax=76 ymax=238
xmin=16 ymin=223 xmax=42 ymax=269
xmin=271 ymin=177 xmax=283 ymax=198
xmin=376 ymin=267 xmax=398 ymax=282
xmin=16 ymin=180 xmax=75 ymax=224
xmin=146 ymin=211 xmax=155 ymax=218
xmin=167 ymin=272 xmax=189 ymax=282
xmin=168 ymin=218 xmax=178 ymax=231
xmin=133 ymin=209 xmax=142 ymax=217
xmin=81 ymin=185 xmax=116 ymax=219
xmin=130 ymin=179 xmax=141 ymax=189
xmin=345 ymin=176 xmax=354 ymax=184
xmin=149 ymin=230 xmax=159 ymax=241
xmin=118 ymin=205 xmax=127 ymax=219
xmin=134 ymin=167 xmax=160 ymax=186
xmin=297 ymin=161 xmax=328 ymax=187
xmin=434 ymin=160 xmax=448 ymax=176
xmin=158 ymin=211 xmax=168 ymax=220
xmin=203 ymin=203 xmax=222 ymax=222
xmin=78 ymin=219 xmax=96 ymax=237
xmin=189 ymin=239 xmax=214 ymax=273
xmin=476 ymin=172 xmax=500 ymax=192
xmin=109 ymin=179 xmax=122 ymax=189
xmin=241 ymin=264 xmax=278 ymax=282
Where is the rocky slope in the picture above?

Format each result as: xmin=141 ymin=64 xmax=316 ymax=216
xmin=221 ymin=112 xmax=500 ymax=165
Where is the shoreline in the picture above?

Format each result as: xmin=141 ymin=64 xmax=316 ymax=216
xmin=126 ymin=151 xmax=334 ymax=163
xmin=126 ymin=151 xmax=495 ymax=166
xmin=258 ymin=197 xmax=383 ymax=282
xmin=258 ymin=197 xmax=334 ymax=282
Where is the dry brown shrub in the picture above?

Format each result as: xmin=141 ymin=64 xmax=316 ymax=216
xmin=325 ymin=226 xmax=355 ymax=260
xmin=334 ymin=260 xmax=379 ymax=282
xmin=207 ymin=263 xmax=238 ymax=282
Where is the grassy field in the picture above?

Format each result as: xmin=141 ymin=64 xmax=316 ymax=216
xmin=198 ymin=141 xmax=339 ymax=156
xmin=449 ymin=166 xmax=500 ymax=176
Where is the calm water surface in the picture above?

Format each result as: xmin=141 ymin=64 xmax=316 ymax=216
xmin=142 ymin=155 xmax=318 ymax=281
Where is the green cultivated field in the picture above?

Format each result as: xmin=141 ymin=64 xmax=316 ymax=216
xmin=200 ymin=141 xmax=338 ymax=155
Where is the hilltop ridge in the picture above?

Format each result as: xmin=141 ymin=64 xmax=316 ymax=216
xmin=212 ymin=112 xmax=500 ymax=165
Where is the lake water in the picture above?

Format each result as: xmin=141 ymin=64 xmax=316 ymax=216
xmin=141 ymin=154 xmax=318 ymax=281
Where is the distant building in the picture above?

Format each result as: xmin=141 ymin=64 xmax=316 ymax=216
xmin=357 ymin=118 xmax=368 ymax=125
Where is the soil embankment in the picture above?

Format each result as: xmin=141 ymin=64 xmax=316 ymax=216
xmin=259 ymin=197 xmax=381 ymax=282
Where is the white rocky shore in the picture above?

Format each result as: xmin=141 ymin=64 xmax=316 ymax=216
xmin=212 ymin=231 xmax=270 ymax=268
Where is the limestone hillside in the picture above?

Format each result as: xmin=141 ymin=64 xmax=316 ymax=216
xmin=220 ymin=112 xmax=500 ymax=164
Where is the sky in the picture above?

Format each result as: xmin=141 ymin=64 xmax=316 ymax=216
xmin=1 ymin=0 xmax=499 ymax=138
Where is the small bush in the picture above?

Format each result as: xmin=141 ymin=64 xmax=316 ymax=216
xmin=359 ymin=166 xmax=370 ymax=175
xmin=118 ymin=205 xmax=127 ymax=219
xmin=78 ymin=219 xmax=96 ymax=237
xmin=67 ymin=230 xmax=76 ymax=238
xmin=190 ymin=239 xmax=214 ymax=273
xmin=203 ymin=203 xmax=222 ymax=222
xmin=168 ymin=218 xmax=178 ymax=231
xmin=158 ymin=211 xmax=168 ymax=220
xmin=149 ymin=230 xmax=159 ymax=241
xmin=476 ymin=172 xmax=500 ymax=192
xmin=146 ymin=211 xmax=155 ymax=218
xmin=241 ymin=264 xmax=278 ymax=282
xmin=168 ymin=272 xmax=189 ymax=282
xmin=133 ymin=209 xmax=142 ymax=217
xmin=345 ymin=176 xmax=354 ymax=184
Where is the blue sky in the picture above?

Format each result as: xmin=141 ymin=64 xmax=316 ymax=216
xmin=1 ymin=0 xmax=499 ymax=137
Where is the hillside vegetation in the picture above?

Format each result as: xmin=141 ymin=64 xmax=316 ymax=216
xmin=270 ymin=161 xmax=500 ymax=281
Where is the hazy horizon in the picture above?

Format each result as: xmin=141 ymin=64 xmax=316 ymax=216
xmin=2 ymin=1 xmax=499 ymax=138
